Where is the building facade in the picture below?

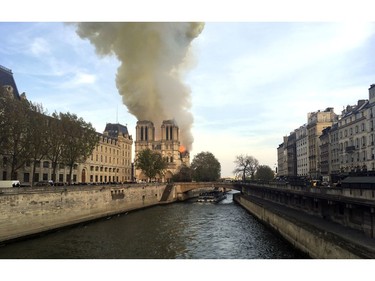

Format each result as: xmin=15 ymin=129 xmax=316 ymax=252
xmin=328 ymin=123 xmax=340 ymax=182
xmin=277 ymin=136 xmax=288 ymax=177
xmin=307 ymin=107 xmax=338 ymax=180
xmin=296 ymin=125 xmax=309 ymax=177
xmin=278 ymin=84 xmax=375 ymax=183
xmin=319 ymin=126 xmax=331 ymax=182
xmin=134 ymin=119 xmax=190 ymax=182
xmin=78 ymin=123 xmax=133 ymax=184
xmin=338 ymin=100 xmax=369 ymax=176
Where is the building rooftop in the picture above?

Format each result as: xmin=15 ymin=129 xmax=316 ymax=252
xmin=0 ymin=65 xmax=20 ymax=99
xmin=341 ymin=99 xmax=369 ymax=118
xmin=104 ymin=123 xmax=130 ymax=138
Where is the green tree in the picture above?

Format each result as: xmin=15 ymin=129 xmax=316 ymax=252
xmin=135 ymin=148 xmax=168 ymax=182
xmin=233 ymin=154 xmax=259 ymax=181
xmin=191 ymin=151 xmax=221 ymax=182
xmin=0 ymin=86 xmax=9 ymax=155
xmin=46 ymin=112 xmax=67 ymax=183
xmin=0 ymin=93 xmax=33 ymax=179
xmin=28 ymin=102 xmax=50 ymax=186
xmin=172 ymin=165 xmax=192 ymax=182
xmin=255 ymin=165 xmax=275 ymax=181
xmin=59 ymin=112 xmax=99 ymax=184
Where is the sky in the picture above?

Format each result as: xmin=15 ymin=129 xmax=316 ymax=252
xmin=1 ymin=2 xmax=375 ymax=179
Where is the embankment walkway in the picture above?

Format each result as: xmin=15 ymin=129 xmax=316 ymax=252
xmin=235 ymin=194 xmax=375 ymax=258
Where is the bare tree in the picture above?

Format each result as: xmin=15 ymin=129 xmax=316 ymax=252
xmin=233 ymin=154 xmax=259 ymax=181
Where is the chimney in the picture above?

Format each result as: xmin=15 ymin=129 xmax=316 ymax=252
xmin=369 ymin=84 xmax=375 ymax=103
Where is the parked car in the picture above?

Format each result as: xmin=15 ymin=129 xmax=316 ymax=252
xmin=35 ymin=181 xmax=54 ymax=187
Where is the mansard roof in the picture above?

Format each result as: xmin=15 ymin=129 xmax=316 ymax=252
xmin=0 ymin=65 xmax=20 ymax=99
xmin=341 ymin=99 xmax=369 ymax=119
xmin=104 ymin=123 xmax=129 ymax=138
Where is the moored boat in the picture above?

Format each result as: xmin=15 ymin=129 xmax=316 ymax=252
xmin=197 ymin=190 xmax=227 ymax=203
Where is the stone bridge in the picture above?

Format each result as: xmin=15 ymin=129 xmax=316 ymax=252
xmin=173 ymin=182 xmax=240 ymax=200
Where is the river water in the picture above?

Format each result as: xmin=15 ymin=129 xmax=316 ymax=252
xmin=0 ymin=191 xmax=307 ymax=259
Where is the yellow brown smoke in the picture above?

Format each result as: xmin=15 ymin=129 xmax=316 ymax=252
xmin=75 ymin=22 xmax=205 ymax=151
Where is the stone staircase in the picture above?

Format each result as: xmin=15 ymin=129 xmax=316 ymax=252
xmin=160 ymin=183 xmax=174 ymax=202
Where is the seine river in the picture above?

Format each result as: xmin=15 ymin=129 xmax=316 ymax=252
xmin=0 ymin=191 xmax=307 ymax=259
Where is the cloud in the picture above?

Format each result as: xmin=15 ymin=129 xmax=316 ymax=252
xmin=71 ymin=72 xmax=96 ymax=85
xmin=30 ymin=37 xmax=51 ymax=56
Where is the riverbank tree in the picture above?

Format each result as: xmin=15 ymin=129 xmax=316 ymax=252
xmin=233 ymin=154 xmax=259 ymax=181
xmin=1 ymin=88 xmax=99 ymax=183
xmin=59 ymin=112 xmax=99 ymax=184
xmin=255 ymin=165 xmax=275 ymax=181
xmin=135 ymin=148 xmax=168 ymax=182
xmin=172 ymin=165 xmax=192 ymax=182
xmin=191 ymin=151 xmax=221 ymax=182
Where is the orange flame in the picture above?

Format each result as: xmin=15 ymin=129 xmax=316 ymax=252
xmin=179 ymin=145 xmax=186 ymax=153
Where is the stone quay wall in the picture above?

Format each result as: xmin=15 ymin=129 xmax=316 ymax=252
xmin=233 ymin=193 xmax=375 ymax=258
xmin=0 ymin=183 xmax=176 ymax=244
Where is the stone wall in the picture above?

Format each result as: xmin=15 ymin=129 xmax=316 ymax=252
xmin=234 ymin=194 xmax=368 ymax=258
xmin=0 ymin=184 xmax=175 ymax=243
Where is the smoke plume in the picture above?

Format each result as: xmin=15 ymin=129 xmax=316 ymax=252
xmin=75 ymin=22 xmax=205 ymax=151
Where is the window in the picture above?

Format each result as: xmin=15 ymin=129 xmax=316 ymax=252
xmin=23 ymin=173 xmax=30 ymax=183
xmin=43 ymin=161 xmax=49 ymax=168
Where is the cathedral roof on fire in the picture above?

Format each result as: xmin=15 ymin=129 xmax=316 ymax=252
xmin=0 ymin=65 xmax=20 ymax=99
xmin=104 ymin=123 xmax=130 ymax=138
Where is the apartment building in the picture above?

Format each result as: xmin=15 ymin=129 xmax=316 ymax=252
xmin=328 ymin=123 xmax=340 ymax=182
xmin=307 ymin=107 xmax=338 ymax=180
xmin=79 ymin=123 xmax=133 ymax=184
xmin=278 ymin=84 xmax=375 ymax=183
xmin=296 ymin=125 xmax=309 ymax=177
xmin=277 ymin=136 xmax=288 ymax=177
xmin=338 ymin=100 xmax=369 ymax=175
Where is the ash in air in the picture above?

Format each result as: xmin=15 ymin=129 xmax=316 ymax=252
xmin=75 ymin=22 xmax=205 ymax=152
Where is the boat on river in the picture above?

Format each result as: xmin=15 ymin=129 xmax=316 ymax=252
xmin=197 ymin=190 xmax=227 ymax=203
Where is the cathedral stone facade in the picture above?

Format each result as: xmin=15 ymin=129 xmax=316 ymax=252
xmin=135 ymin=120 xmax=190 ymax=182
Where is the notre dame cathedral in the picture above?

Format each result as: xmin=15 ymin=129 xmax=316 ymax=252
xmin=135 ymin=120 xmax=190 ymax=182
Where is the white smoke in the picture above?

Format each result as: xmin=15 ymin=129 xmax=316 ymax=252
xmin=75 ymin=22 xmax=205 ymax=151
